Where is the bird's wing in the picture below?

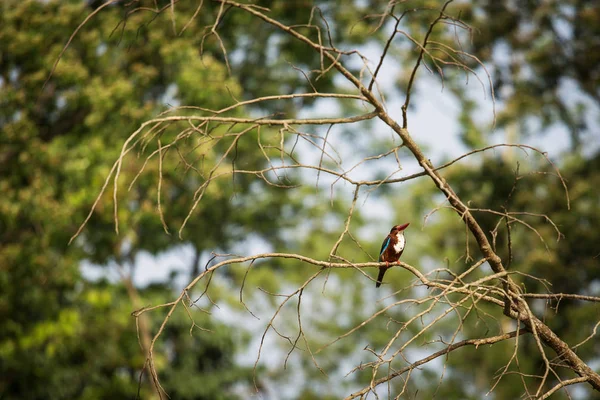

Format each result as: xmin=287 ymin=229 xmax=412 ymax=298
xmin=379 ymin=236 xmax=391 ymax=261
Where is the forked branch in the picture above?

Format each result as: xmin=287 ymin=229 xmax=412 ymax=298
xmin=58 ymin=1 xmax=599 ymax=398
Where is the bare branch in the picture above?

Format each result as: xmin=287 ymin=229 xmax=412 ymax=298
xmin=401 ymin=0 xmax=454 ymax=129
xmin=539 ymin=376 xmax=590 ymax=400
xmin=64 ymin=1 xmax=597 ymax=397
xmin=346 ymin=330 xmax=527 ymax=399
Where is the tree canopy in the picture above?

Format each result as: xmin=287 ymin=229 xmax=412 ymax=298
xmin=1 ymin=0 xmax=599 ymax=399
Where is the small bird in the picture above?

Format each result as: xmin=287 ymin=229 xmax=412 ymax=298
xmin=376 ymin=223 xmax=410 ymax=288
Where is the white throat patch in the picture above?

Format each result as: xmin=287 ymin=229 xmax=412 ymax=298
xmin=394 ymin=232 xmax=405 ymax=253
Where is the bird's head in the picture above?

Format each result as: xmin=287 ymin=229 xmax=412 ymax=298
xmin=390 ymin=223 xmax=410 ymax=233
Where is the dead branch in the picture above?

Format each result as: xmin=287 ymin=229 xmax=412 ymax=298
xmin=346 ymin=330 xmax=527 ymax=399
xmin=58 ymin=1 xmax=599 ymax=398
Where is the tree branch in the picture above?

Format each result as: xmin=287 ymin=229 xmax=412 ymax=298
xmin=346 ymin=330 xmax=527 ymax=399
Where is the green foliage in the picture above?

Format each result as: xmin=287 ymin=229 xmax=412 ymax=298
xmin=2 ymin=0 xmax=599 ymax=398
xmin=0 ymin=0 xmax=300 ymax=397
xmin=455 ymin=1 xmax=599 ymax=149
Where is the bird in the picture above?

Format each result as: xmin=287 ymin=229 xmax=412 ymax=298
xmin=376 ymin=223 xmax=410 ymax=288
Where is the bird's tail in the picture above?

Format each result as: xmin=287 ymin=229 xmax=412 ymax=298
xmin=376 ymin=267 xmax=386 ymax=288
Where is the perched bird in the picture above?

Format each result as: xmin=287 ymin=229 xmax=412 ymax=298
xmin=376 ymin=223 xmax=410 ymax=288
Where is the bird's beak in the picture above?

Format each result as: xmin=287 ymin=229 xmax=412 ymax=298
xmin=397 ymin=222 xmax=410 ymax=231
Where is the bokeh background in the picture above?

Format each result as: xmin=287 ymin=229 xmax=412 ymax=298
xmin=1 ymin=1 xmax=599 ymax=399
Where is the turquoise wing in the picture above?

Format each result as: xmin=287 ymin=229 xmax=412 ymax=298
xmin=379 ymin=236 xmax=391 ymax=261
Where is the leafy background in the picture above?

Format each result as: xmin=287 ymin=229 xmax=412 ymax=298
xmin=1 ymin=0 xmax=598 ymax=399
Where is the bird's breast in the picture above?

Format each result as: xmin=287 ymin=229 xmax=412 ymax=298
xmin=393 ymin=233 xmax=405 ymax=253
